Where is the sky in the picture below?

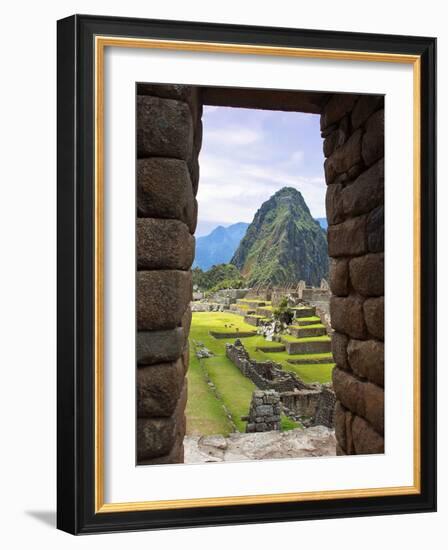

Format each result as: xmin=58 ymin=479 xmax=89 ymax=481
xmin=196 ymin=105 xmax=326 ymax=237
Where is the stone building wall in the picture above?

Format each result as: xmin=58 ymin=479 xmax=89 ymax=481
xmin=136 ymin=84 xmax=202 ymax=464
xmin=313 ymin=385 xmax=337 ymax=428
xmin=225 ymin=340 xmax=305 ymax=392
xmin=322 ymin=93 xmax=385 ymax=455
xmin=227 ymin=340 xmax=335 ymax=426
xmin=244 ymin=390 xmax=282 ymax=433
xmin=281 ymin=390 xmax=321 ymax=418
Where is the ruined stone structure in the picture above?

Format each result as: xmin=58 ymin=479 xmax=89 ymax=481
xmin=136 ymin=84 xmax=383 ymax=462
xmin=226 ymin=340 xmax=305 ymax=393
xmin=210 ymin=288 xmax=249 ymax=306
xmin=226 ymin=340 xmax=335 ymax=428
xmin=243 ymin=390 xmax=282 ymax=433
xmin=313 ymin=385 xmax=337 ymax=428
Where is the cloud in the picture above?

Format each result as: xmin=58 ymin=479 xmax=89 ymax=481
xmin=206 ymin=126 xmax=263 ymax=146
xmin=196 ymin=107 xmax=326 ymax=236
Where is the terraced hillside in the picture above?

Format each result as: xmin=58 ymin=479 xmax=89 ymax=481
xmin=186 ymin=310 xmax=334 ymax=436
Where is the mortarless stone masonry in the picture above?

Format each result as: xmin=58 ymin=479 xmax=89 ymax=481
xmin=227 ymin=340 xmax=335 ymax=428
xmin=136 ymin=84 xmax=202 ymax=464
xmin=323 ymin=93 xmax=385 ymax=455
xmin=136 ymin=85 xmax=383 ymax=461
xmin=244 ymin=390 xmax=282 ymax=433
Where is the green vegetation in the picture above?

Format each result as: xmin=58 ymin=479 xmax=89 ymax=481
xmin=282 ymin=363 xmax=335 ymax=384
xmin=185 ymin=350 xmax=233 ymax=436
xmin=297 ymin=316 xmax=321 ymax=322
xmin=192 ymin=263 xmax=245 ymax=292
xmin=273 ymin=296 xmax=294 ymax=324
xmin=290 ymin=323 xmax=325 ymax=330
xmin=281 ymin=333 xmax=331 ymax=343
xmin=230 ymin=187 xmax=329 ymax=286
xmin=187 ymin=311 xmax=335 ymax=435
xmin=280 ymin=415 xmax=301 ymax=431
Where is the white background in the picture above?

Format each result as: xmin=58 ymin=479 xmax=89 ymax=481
xmin=0 ymin=0 xmax=444 ymax=548
xmin=105 ymin=48 xmax=414 ymax=502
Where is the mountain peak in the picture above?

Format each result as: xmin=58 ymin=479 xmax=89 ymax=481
xmin=231 ymin=188 xmax=328 ymax=286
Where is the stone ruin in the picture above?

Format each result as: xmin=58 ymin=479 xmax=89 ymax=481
xmin=226 ymin=339 xmax=305 ymax=393
xmin=242 ymin=390 xmax=281 ymax=433
xmin=226 ymin=340 xmax=335 ymax=429
xmin=135 ymin=83 xmax=384 ymax=463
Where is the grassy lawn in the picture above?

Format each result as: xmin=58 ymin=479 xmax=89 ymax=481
xmin=186 ymin=311 xmax=332 ymax=435
xmin=282 ymin=363 xmax=335 ymax=384
xmin=185 ymin=349 xmax=233 ymax=436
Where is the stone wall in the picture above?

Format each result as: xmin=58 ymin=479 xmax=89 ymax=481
xmin=227 ymin=340 xmax=335 ymax=426
xmin=313 ymin=385 xmax=337 ymax=428
xmin=226 ymin=340 xmax=306 ymax=392
xmin=135 ymin=86 xmax=384 ymax=462
xmin=136 ymin=84 xmax=202 ymax=464
xmin=322 ymin=93 xmax=385 ymax=455
xmin=281 ymin=390 xmax=321 ymax=418
xmin=244 ymin=390 xmax=282 ymax=433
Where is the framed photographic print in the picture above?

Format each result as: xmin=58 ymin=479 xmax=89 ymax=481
xmin=57 ymin=14 xmax=436 ymax=534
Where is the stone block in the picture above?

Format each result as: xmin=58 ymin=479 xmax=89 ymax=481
xmin=363 ymin=296 xmax=384 ymax=340
xmin=332 ymin=368 xmax=384 ymax=435
xmin=256 ymin=405 xmax=273 ymax=416
xmin=362 ymin=109 xmax=384 ymax=166
xmin=367 ymin=206 xmax=384 ymax=253
xmin=330 ymin=295 xmax=367 ymax=339
xmin=137 ymin=158 xmax=196 ymax=233
xmin=138 ymin=438 xmax=184 ymax=465
xmin=351 ymin=95 xmax=384 ymax=129
xmin=327 ymin=216 xmax=367 ymax=257
xmin=137 ymin=415 xmax=177 ymax=460
xmin=349 ymin=253 xmax=384 ymax=297
xmin=137 ymin=327 xmax=184 ymax=365
xmin=326 ymin=183 xmax=345 ymax=225
xmin=181 ymin=305 xmax=192 ymax=339
xmin=351 ymin=415 xmax=384 ymax=454
xmin=137 ymin=95 xmax=193 ymax=160
xmin=321 ymin=123 xmax=338 ymax=138
xmin=284 ymin=339 xmax=332 ymax=355
xmin=329 ymin=258 xmax=349 ymax=296
xmin=323 ymin=128 xmax=347 ymax=158
xmin=324 ymin=129 xmax=362 ymax=184
xmin=137 ymin=360 xmax=184 ymax=417
xmin=137 ymin=83 xmax=195 ymax=103
xmin=137 ymin=384 xmax=187 ymax=461
xmin=181 ymin=343 xmax=190 ymax=375
xmin=137 ymin=218 xmax=195 ymax=270
xmin=321 ymin=94 xmax=358 ymax=130
xmin=188 ymin=154 xmax=200 ymax=196
xmin=137 ymin=270 xmax=192 ymax=331
xmin=347 ymin=339 xmax=384 ymax=387
xmin=334 ymin=401 xmax=349 ymax=452
xmin=136 ymin=83 xmax=201 ymax=122
xmin=341 ymin=159 xmax=384 ymax=217
xmin=331 ymin=331 xmax=349 ymax=370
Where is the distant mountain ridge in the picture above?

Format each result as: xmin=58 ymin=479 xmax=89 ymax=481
xmin=316 ymin=217 xmax=328 ymax=230
xmin=193 ymin=222 xmax=249 ymax=270
xmin=231 ymin=187 xmax=329 ymax=286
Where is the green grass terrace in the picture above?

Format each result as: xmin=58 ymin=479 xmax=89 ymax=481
xmin=186 ymin=311 xmax=335 ymax=437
